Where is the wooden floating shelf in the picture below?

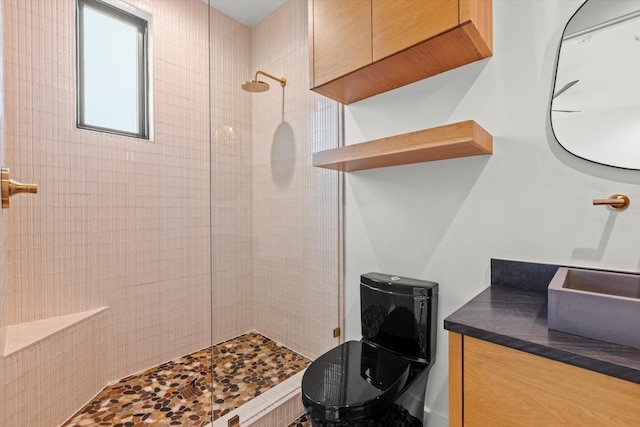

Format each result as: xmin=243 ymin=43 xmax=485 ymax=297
xmin=312 ymin=120 xmax=493 ymax=172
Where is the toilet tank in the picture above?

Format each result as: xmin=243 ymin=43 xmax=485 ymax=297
xmin=360 ymin=273 xmax=438 ymax=364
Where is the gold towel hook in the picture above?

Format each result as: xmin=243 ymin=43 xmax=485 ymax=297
xmin=1 ymin=167 xmax=38 ymax=209
xmin=592 ymin=194 xmax=629 ymax=211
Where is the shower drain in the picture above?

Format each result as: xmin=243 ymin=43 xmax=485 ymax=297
xmin=178 ymin=379 xmax=203 ymax=399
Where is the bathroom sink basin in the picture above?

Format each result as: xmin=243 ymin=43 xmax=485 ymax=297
xmin=548 ymin=267 xmax=640 ymax=349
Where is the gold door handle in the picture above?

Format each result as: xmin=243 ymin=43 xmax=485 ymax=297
xmin=592 ymin=194 xmax=629 ymax=211
xmin=1 ymin=167 xmax=38 ymax=209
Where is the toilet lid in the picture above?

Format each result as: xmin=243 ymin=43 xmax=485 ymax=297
xmin=301 ymin=340 xmax=410 ymax=422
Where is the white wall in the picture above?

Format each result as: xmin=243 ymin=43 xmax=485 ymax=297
xmin=344 ymin=0 xmax=640 ymax=424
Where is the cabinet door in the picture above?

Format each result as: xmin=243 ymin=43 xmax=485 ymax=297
xmin=311 ymin=0 xmax=372 ymax=87
xmin=464 ymin=337 xmax=640 ymax=427
xmin=372 ymin=0 xmax=458 ymax=62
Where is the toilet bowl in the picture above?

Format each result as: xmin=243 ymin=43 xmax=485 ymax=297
xmin=301 ymin=273 xmax=438 ymax=427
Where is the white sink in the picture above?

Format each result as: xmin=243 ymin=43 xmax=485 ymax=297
xmin=548 ymin=267 xmax=640 ymax=349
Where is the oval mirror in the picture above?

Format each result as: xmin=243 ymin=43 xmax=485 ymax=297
xmin=551 ymin=0 xmax=640 ymax=169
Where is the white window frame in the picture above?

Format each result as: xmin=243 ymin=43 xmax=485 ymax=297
xmin=76 ymin=0 xmax=153 ymax=140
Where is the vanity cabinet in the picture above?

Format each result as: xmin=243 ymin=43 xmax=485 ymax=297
xmin=449 ymin=332 xmax=640 ymax=427
xmin=309 ymin=0 xmax=493 ymax=104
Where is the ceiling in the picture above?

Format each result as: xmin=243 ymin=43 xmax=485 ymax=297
xmin=207 ymin=0 xmax=286 ymax=28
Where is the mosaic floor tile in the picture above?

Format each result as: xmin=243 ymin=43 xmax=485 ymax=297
xmin=288 ymin=414 xmax=311 ymax=427
xmin=62 ymin=332 xmax=310 ymax=427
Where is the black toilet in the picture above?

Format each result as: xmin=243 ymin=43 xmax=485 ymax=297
xmin=301 ymin=273 xmax=438 ymax=426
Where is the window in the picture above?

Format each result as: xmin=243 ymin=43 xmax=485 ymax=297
xmin=77 ymin=0 xmax=151 ymax=139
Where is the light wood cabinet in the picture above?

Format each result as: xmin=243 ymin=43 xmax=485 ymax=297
xmin=311 ymin=0 xmax=371 ymax=87
xmin=309 ymin=0 xmax=492 ymax=104
xmin=449 ymin=332 xmax=640 ymax=427
xmin=371 ymin=0 xmax=458 ymax=62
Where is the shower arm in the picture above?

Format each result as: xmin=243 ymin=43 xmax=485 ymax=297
xmin=255 ymin=71 xmax=286 ymax=87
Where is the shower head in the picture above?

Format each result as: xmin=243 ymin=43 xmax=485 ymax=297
xmin=242 ymin=79 xmax=270 ymax=92
xmin=242 ymin=70 xmax=286 ymax=93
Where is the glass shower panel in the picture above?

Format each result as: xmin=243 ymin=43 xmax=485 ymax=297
xmin=209 ymin=0 xmax=341 ymax=424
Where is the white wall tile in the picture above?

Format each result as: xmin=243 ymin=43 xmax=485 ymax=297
xmin=250 ymin=0 xmax=341 ymax=360
xmin=0 ymin=0 xmax=7 ymax=420
xmin=2 ymin=0 xmax=342 ymax=425
xmin=2 ymin=0 xmax=213 ymax=424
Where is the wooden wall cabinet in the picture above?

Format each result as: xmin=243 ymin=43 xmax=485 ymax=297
xmin=309 ymin=0 xmax=493 ymax=104
xmin=449 ymin=333 xmax=640 ymax=427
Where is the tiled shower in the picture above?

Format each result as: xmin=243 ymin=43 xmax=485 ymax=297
xmin=0 ymin=0 xmax=340 ymax=425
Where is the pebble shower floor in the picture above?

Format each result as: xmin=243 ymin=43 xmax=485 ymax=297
xmin=61 ymin=332 xmax=311 ymax=427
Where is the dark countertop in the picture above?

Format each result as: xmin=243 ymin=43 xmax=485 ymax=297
xmin=444 ymin=259 xmax=640 ymax=385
